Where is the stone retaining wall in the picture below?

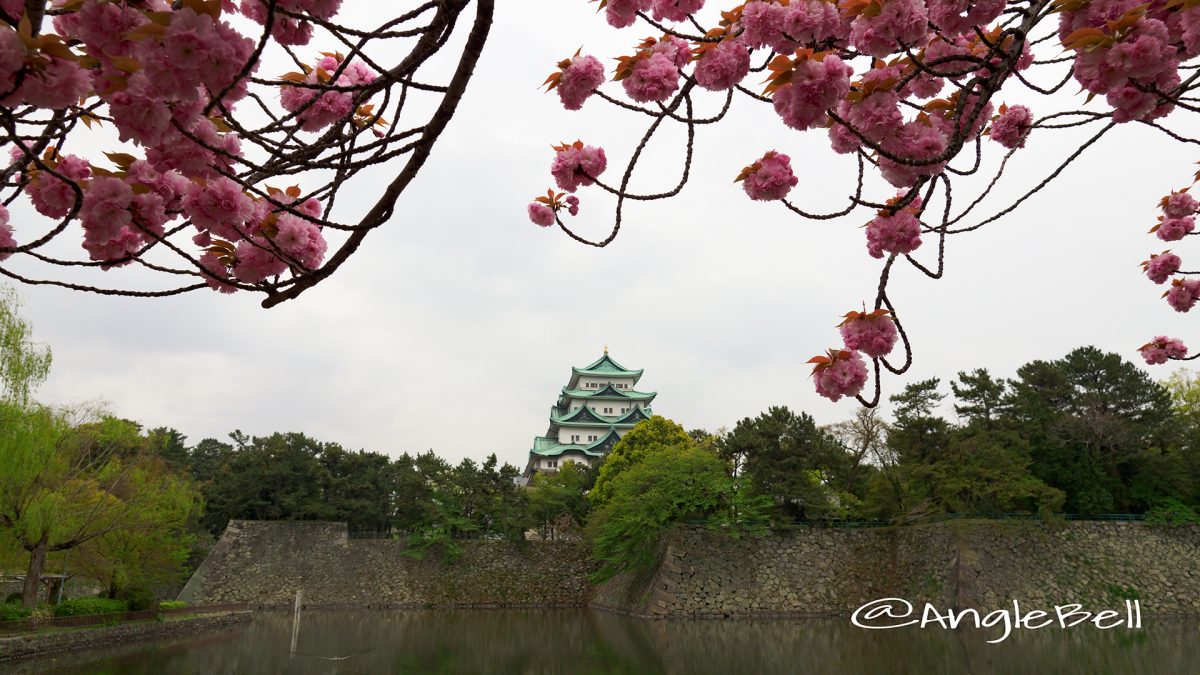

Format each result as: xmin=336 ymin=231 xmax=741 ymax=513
xmin=593 ymin=521 xmax=1200 ymax=618
xmin=0 ymin=612 xmax=251 ymax=663
xmin=180 ymin=520 xmax=1200 ymax=618
xmin=179 ymin=521 xmax=594 ymax=607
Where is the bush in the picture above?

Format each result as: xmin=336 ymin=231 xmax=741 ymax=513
xmin=117 ymin=587 xmax=157 ymax=612
xmin=53 ymin=597 xmax=128 ymax=617
xmin=158 ymin=600 xmax=187 ymax=610
xmin=0 ymin=602 xmax=31 ymax=622
xmin=1145 ymin=499 xmax=1200 ymax=525
xmin=4 ymin=592 xmax=21 ymax=604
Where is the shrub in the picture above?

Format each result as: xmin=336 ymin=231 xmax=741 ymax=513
xmin=3 ymin=592 xmax=21 ymax=604
xmin=1145 ymin=499 xmax=1200 ymax=525
xmin=53 ymin=597 xmax=128 ymax=617
xmin=158 ymin=600 xmax=187 ymax=610
xmin=0 ymin=602 xmax=31 ymax=622
xmin=117 ymin=587 xmax=156 ymax=612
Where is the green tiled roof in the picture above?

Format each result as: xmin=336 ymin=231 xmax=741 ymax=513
xmin=560 ymin=385 xmax=657 ymax=401
xmin=549 ymin=405 xmax=654 ymax=427
xmin=530 ymin=428 xmax=623 ymax=457
xmin=573 ymin=353 xmax=642 ymax=378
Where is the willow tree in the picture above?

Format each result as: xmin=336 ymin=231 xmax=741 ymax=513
xmin=0 ymin=287 xmax=198 ymax=607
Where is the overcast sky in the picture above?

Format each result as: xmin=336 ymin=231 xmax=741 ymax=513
xmin=5 ymin=2 xmax=1197 ymax=469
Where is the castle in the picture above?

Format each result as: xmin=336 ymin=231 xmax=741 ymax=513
xmin=523 ymin=349 xmax=656 ymax=478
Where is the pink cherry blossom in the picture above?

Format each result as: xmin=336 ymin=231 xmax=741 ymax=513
xmin=652 ymin=0 xmax=704 ymax=22
xmin=695 ymin=40 xmax=751 ymax=92
xmin=1139 ymin=336 xmax=1188 ymax=364
xmin=11 ymin=57 xmax=91 ymax=109
xmin=878 ymin=121 xmax=948 ymax=188
xmin=183 ymin=177 xmax=255 ymax=241
xmin=739 ymin=151 xmax=799 ymax=201
xmin=849 ymin=0 xmax=930 ymax=58
xmin=1166 ymin=278 xmax=1200 ymax=312
xmin=0 ymin=204 xmax=14 ymax=261
xmin=528 ymin=202 xmax=556 ymax=227
xmin=550 ymin=143 xmax=607 ymax=193
xmin=0 ymin=22 xmax=25 ymax=94
xmin=651 ymin=35 xmax=692 ymax=69
xmin=233 ymin=237 xmax=288 ymax=283
xmin=198 ymin=252 xmax=238 ymax=294
xmin=772 ymin=54 xmax=853 ymax=131
xmin=273 ymin=213 xmax=327 ymax=270
xmin=1143 ymin=252 xmax=1181 ymax=284
xmin=740 ymin=1 xmax=791 ymax=51
xmin=1156 ymin=216 xmax=1196 ymax=242
xmin=556 ymin=54 xmax=605 ymax=110
xmin=865 ymin=199 xmax=924 ymax=258
xmin=1163 ymin=191 xmax=1199 ymax=219
xmin=990 ymin=105 xmax=1034 ymax=149
xmin=566 ymin=195 xmax=581 ymax=217
xmin=605 ymin=0 xmax=652 ymax=28
xmin=25 ymin=154 xmax=91 ymax=219
xmin=780 ymin=0 xmax=842 ymax=46
xmin=927 ymin=0 xmax=1006 ymax=35
xmin=839 ymin=311 xmax=899 ymax=358
xmin=621 ymin=52 xmax=679 ymax=103
xmin=811 ymin=349 xmax=869 ymax=402
xmin=79 ymin=177 xmax=133 ymax=243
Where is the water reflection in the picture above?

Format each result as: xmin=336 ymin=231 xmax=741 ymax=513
xmin=15 ymin=609 xmax=1198 ymax=675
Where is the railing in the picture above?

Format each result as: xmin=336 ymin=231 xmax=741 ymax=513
xmin=682 ymin=513 xmax=1148 ymax=529
xmin=0 ymin=603 xmax=250 ymax=634
xmin=347 ymin=530 xmax=506 ymax=540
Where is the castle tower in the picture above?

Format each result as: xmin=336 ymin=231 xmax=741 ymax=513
xmin=524 ymin=350 xmax=657 ymax=478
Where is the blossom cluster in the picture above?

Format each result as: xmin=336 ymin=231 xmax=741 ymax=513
xmin=530 ymin=0 xmax=1200 ymax=399
xmin=0 ymin=0 xmax=376 ymax=293
xmin=1142 ymin=177 xmax=1199 ymax=364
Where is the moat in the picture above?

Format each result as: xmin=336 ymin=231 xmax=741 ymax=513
xmin=13 ymin=609 xmax=1199 ymax=674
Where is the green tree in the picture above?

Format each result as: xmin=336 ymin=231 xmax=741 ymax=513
xmin=0 ymin=408 xmax=200 ymax=607
xmin=951 ymin=369 xmax=1008 ymax=428
xmin=720 ymin=406 xmax=849 ymax=520
xmin=589 ymin=416 xmax=692 ymax=507
xmin=587 ymin=444 xmax=767 ymax=581
xmin=199 ymin=432 xmax=334 ymax=535
xmin=528 ymin=461 xmax=593 ymax=540
xmin=1005 ymin=347 xmax=1174 ymax=513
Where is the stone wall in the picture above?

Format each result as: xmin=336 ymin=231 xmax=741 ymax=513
xmin=593 ymin=521 xmax=1200 ymax=618
xmin=0 ymin=612 xmax=251 ymax=663
xmin=179 ymin=520 xmax=594 ymax=608
xmin=181 ymin=520 xmax=1200 ymax=617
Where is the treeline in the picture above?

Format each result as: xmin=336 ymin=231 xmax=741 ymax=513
xmin=6 ymin=340 xmax=1199 ymax=605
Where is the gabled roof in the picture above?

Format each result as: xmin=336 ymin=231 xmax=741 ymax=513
xmin=530 ymin=431 xmax=622 ymax=458
xmin=559 ymin=386 xmax=657 ymax=402
xmin=615 ymin=406 xmax=651 ymax=425
xmin=552 ymin=405 xmax=608 ymax=425
xmin=567 ymin=352 xmax=644 ymax=389
xmin=585 ymin=428 xmax=622 ymax=455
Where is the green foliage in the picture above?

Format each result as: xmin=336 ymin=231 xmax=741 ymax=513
xmin=52 ymin=597 xmax=128 ymax=617
xmin=116 ymin=586 xmax=156 ymax=611
xmin=587 ymin=443 xmax=769 ymax=582
xmin=720 ymin=406 xmax=849 ymax=520
xmin=0 ymin=602 xmax=31 ymax=622
xmin=0 ymin=284 xmax=52 ymax=405
xmin=527 ymin=461 xmax=592 ymax=540
xmin=158 ymin=600 xmax=187 ymax=610
xmin=1145 ymin=499 xmax=1200 ymax=524
xmin=1107 ymin=585 xmax=1141 ymax=601
xmin=590 ymin=416 xmax=692 ymax=507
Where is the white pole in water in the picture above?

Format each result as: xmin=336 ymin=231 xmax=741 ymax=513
xmin=290 ymin=589 xmax=303 ymax=657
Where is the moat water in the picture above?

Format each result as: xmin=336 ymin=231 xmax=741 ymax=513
xmin=14 ymin=609 xmax=1200 ymax=674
